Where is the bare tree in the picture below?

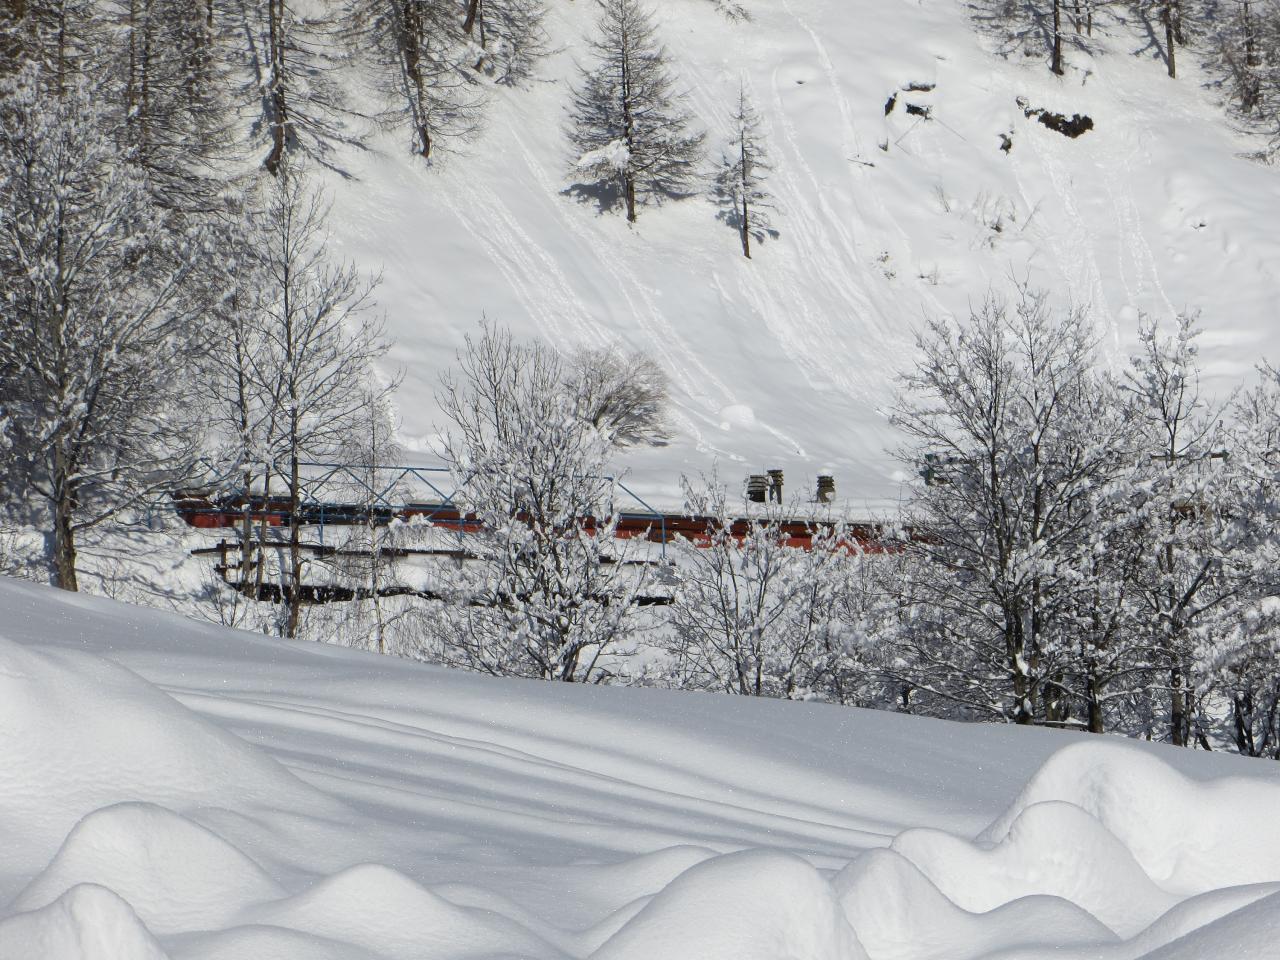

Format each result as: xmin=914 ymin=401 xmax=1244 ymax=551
xmin=0 ymin=67 xmax=205 ymax=590
xmin=890 ymin=286 xmax=1134 ymax=726
xmin=435 ymin=325 xmax=646 ymax=681
xmin=1120 ymin=315 xmax=1245 ymax=746
xmin=567 ymin=0 xmax=704 ymax=222
xmin=331 ymin=390 xmax=409 ymax=654
xmin=569 ymin=344 xmax=671 ymax=447
xmin=251 ymin=162 xmax=390 ymax=636
xmin=663 ymin=473 xmax=860 ymax=700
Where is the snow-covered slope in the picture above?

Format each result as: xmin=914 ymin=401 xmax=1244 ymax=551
xmin=319 ymin=0 xmax=1280 ymax=510
xmin=4 ymin=575 xmax=1280 ymax=959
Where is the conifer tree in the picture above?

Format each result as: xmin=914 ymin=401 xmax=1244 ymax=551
xmin=567 ymin=0 xmax=704 ymax=223
xmin=261 ymin=0 xmax=358 ymax=174
xmin=713 ymin=84 xmax=774 ymax=258
xmin=345 ymin=0 xmax=484 ymax=159
xmin=461 ymin=0 xmax=548 ymax=84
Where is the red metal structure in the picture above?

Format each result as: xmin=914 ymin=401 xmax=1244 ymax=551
xmin=170 ymin=490 xmax=898 ymax=552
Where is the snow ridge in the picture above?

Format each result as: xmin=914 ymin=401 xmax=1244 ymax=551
xmin=3 ymin=580 xmax=1280 ymax=960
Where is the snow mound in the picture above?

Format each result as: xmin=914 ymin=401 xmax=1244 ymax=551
xmin=0 ymin=635 xmax=340 ymax=876
xmin=893 ymin=799 xmax=1176 ymax=937
xmin=1113 ymin=883 xmax=1280 ymax=960
xmin=0 ymin=883 xmax=168 ymax=960
xmin=979 ymin=741 xmax=1280 ymax=896
xmin=1133 ymin=889 xmax=1280 ymax=960
xmin=590 ymin=849 xmax=867 ymax=960
xmin=13 ymin=802 xmax=284 ymax=936
xmin=247 ymin=862 xmax=563 ymax=960
xmin=167 ymin=924 xmax=386 ymax=960
xmin=833 ymin=848 xmax=1116 ymax=960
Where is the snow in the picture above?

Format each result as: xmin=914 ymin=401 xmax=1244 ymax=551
xmin=317 ymin=0 xmax=1280 ymax=513
xmin=3 ymin=575 xmax=1280 ymax=959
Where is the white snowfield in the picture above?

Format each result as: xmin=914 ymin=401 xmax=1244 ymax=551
xmin=323 ymin=0 xmax=1280 ymax=511
xmin=3 ymin=577 xmax=1280 ymax=960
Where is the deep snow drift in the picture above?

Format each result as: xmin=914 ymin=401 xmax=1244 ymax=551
xmin=3 ymin=576 xmax=1280 ymax=959
xmin=318 ymin=0 xmax=1280 ymax=510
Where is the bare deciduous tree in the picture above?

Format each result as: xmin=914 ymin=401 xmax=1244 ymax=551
xmin=569 ymin=345 xmax=671 ymax=447
xmin=0 ymin=67 xmax=205 ymax=590
xmin=251 ymin=162 xmax=390 ymax=637
xmin=434 ymin=325 xmax=646 ymax=681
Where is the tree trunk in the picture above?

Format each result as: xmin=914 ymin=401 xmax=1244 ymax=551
xmin=1170 ymin=663 xmax=1187 ymax=746
xmin=51 ymin=463 xmax=79 ymax=592
xmin=624 ymin=176 xmax=636 ymax=222
xmin=1051 ymin=0 xmax=1064 ymax=75
xmin=462 ymin=0 xmax=480 ymax=34
xmin=265 ymin=0 xmax=288 ymax=174
xmin=400 ymin=0 xmax=431 ymax=158
xmin=286 ymin=451 xmax=302 ymax=638
xmin=739 ymin=138 xmax=751 ymax=258
xmin=1163 ymin=0 xmax=1177 ymax=78
xmin=1086 ymin=668 xmax=1104 ymax=733
xmin=1233 ymin=691 xmax=1255 ymax=755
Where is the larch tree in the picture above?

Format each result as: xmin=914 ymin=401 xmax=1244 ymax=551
xmin=260 ymin=0 xmax=358 ymax=174
xmin=109 ymin=0 xmax=233 ymax=208
xmin=0 ymin=67 xmax=205 ymax=590
xmin=0 ymin=0 xmax=105 ymax=90
xmin=461 ymin=0 xmax=548 ymax=84
xmin=345 ymin=0 xmax=485 ymax=159
xmin=567 ymin=0 xmax=704 ymax=223
xmin=713 ymin=83 xmax=774 ymax=258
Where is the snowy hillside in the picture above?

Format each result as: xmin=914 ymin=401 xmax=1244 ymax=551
xmin=3 ymin=576 xmax=1280 ymax=959
xmin=321 ymin=0 xmax=1280 ymax=509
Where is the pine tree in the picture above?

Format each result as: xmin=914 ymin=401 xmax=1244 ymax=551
xmin=713 ymin=84 xmax=774 ymax=258
xmin=567 ymin=0 xmax=704 ymax=223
